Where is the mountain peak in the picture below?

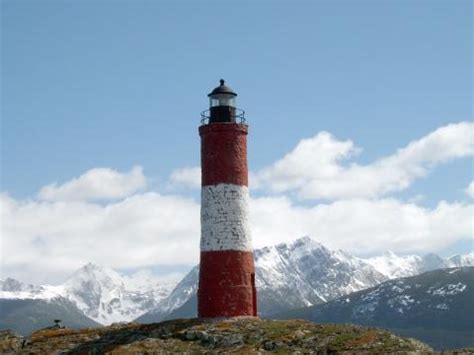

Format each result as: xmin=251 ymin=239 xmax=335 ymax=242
xmin=70 ymin=263 xmax=122 ymax=282
xmin=295 ymin=235 xmax=312 ymax=244
xmin=292 ymin=235 xmax=322 ymax=246
xmin=382 ymin=250 xmax=398 ymax=258
xmin=448 ymin=252 xmax=474 ymax=267
xmin=419 ymin=253 xmax=447 ymax=273
xmin=80 ymin=262 xmax=107 ymax=273
xmin=255 ymin=236 xmax=329 ymax=266
xmin=285 ymin=236 xmax=329 ymax=261
xmin=0 ymin=277 xmax=24 ymax=292
xmin=279 ymin=236 xmax=326 ymax=253
xmin=83 ymin=262 xmax=99 ymax=269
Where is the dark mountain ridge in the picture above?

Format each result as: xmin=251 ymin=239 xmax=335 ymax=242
xmin=276 ymin=267 xmax=474 ymax=350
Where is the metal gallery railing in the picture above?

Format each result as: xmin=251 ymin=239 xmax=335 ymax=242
xmin=200 ymin=108 xmax=246 ymax=125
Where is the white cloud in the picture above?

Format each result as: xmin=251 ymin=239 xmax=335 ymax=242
xmin=2 ymin=191 xmax=472 ymax=284
xmin=253 ymin=122 xmax=474 ymax=200
xmin=466 ymin=181 xmax=474 ymax=198
xmin=0 ymin=191 xmax=199 ymax=284
xmin=169 ymin=167 xmax=201 ymax=189
xmin=38 ymin=166 xmax=146 ymax=201
xmin=250 ymin=196 xmax=473 ymax=255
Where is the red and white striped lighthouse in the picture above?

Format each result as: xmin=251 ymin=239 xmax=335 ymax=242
xmin=198 ymin=79 xmax=257 ymax=318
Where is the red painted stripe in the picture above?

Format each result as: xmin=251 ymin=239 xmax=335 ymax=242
xmin=199 ymin=123 xmax=248 ymax=187
xmin=198 ymin=250 xmax=257 ymax=318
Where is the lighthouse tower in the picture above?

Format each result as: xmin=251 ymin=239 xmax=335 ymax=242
xmin=198 ymin=80 xmax=257 ymax=318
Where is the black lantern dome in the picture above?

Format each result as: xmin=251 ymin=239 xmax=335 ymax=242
xmin=206 ymin=79 xmax=240 ymax=124
xmin=208 ymin=79 xmax=237 ymax=98
xmin=208 ymin=79 xmax=237 ymax=110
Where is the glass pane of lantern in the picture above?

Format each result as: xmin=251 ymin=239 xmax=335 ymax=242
xmin=210 ymin=94 xmax=236 ymax=107
xmin=225 ymin=96 xmax=236 ymax=107
xmin=210 ymin=98 xmax=220 ymax=107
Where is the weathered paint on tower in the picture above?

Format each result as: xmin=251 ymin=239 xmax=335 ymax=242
xmin=198 ymin=80 xmax=257 ymax=318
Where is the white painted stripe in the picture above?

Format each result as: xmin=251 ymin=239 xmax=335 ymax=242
xmin=201 ymin=183 xmax=253 ymax=252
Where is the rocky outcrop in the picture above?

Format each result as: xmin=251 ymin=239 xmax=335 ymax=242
xmin=0 ymin=330 xmax=23 ymax=354
xmin=0 ymin=317 xmax=435 ymax=354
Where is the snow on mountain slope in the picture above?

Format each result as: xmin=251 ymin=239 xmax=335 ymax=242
xmin=447 ymin=252 xmax=474 ymax=268
xmin=2 ymin=238 xmax=473 ymax=326
xmin=364 ymin=252 xmax=422 ymax=279
xmin=138 ymin=236 xmax=388 ymax=321
xmin=139 ymin=237 xmax=474 ymax=323
xmin=0 ymin=278 xmax=64 ymax=300
xmin=1 ymin=264 xmax=178 ymax=325
xmin=365 ymin=251 xmax=474 ymax=279
xmin=63 ymin=263 xmax=177 ymax=324
xmin=255 ymin=237 xmax=388 ymax=315
xmin=63 ymin=263 xmax=132 ymax=324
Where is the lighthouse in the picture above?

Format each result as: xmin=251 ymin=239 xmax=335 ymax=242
xmin=198 ymin=79 xmax=257 ymax=318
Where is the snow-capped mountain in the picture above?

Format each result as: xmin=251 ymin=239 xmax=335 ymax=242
xmin=255 ymin=237 xmax=388 ymax=315
xmin=62 ymin=263 xmax=173 ymax=324
xmin=365 ymin=252 xmax=424 ymax=279
xmin=365 ymin=251 xmax=474 ymax=279
xmin=2 ymin=237 xmax=473 ymax=328
xmin=138 ymin=237 xmax=474 ymax=323
xmin=139 ymin=236 xmax=388 ymax=322
xmin=447 ymin=252 xmax=474 ymax=268
xmin=0 ymin=263 xmax=178 ymax=325
xmin=277 ymin=267 xmax=474 ymax=351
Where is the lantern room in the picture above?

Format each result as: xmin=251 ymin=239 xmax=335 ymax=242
xmin=202 ymin=79 xmax=245 ymax=124
xmin=209 ymin=79 xmax=237 ymax=108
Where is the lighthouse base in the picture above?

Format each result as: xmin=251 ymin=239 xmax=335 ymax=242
xmin=198 ymin=250 xmax=257 ymax=318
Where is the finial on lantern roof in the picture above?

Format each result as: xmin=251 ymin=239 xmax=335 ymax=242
xmin=208 ymin=79 xmax=237 ymax=97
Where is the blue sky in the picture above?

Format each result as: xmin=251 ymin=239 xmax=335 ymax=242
xmin=1 ymin=0 xmax=472 ymax=283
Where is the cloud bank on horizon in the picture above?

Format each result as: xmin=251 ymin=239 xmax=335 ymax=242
xmin=1 ymin=122 xmax=473 ymax=284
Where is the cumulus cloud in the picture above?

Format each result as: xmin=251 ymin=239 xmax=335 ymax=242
xmin=253 ymin=122 xmax=474 ymax=200
xmin=169 ymin=167 xmax=201 ymax=188
xmin=0 ymin=191 xmax=199 ymax=284
xmin=2 ymin=191 xmax=472 ymax=283
xmin=250 ymin=196 xmax=473 ymax=255
xmin=466 ymin=181 xmax=474 ymax=198
xmin=38 ymin=166 xmax=146 ymax=201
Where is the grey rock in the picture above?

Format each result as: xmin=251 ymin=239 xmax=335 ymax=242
xmin=184 ymin=330 xmax=197 ymax=340
xmin=217 ymin=333 xmax=244 ymax=347
xmin=263 ymin=340 xmax=276 ymax=351
xmin=196 ymin=330 xmax=209 ymax=341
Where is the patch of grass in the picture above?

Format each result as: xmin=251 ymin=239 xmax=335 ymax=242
xmin=30 ymin=328 xmax=77 ymax=340
xmin=331 ymin=333 xmax=357 ymax=347
xmin=346 ymin=330 xmax=378 ymax=347
xmin=215 ymin=322 xmax=233 ymax=330
xmin=314 ymin=323 xmax=346 ymax=335
xmin=261 ymin=321 xmax=296 ymax=340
